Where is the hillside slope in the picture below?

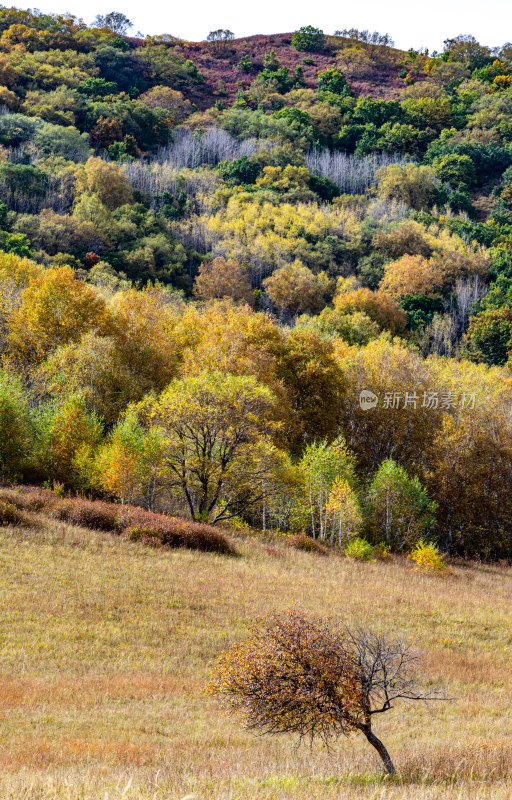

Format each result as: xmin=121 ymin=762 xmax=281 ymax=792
xmin=159 ymin=33 xmax=409 ymax=107
xmin=0 ymin=511 xmax=511 ymax=798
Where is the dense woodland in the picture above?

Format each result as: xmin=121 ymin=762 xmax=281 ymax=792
xmin=1 ymin=11 xmax=512 ymax=558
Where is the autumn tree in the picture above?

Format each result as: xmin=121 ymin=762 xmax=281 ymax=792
xmin=374 ymin=163 xmax=440 ymax=210
xmin=365 ymin=459 xmax=437 ymax=550
xmin=427 ymin=359 xmax=512 ymax=558
xmin=337 ymin=338 xmax=444 ymax=475
xmin=36 ymin=332 xmax=138 ymax=426
xmin=32 ymin=394 xmax=103 ymax=490
xmin=272 ymin=329 xmax=344 ymax=455
xmin=325 ymin=478 xmax=362 ymax=546
xmin=0 ymin=370 xmax=32 ymax=482
xmin=263 ymin=261 xmax=325 ymax=317
xmin=139 ymin=86 xmax=192 ymax=120
xmin=299 ymin=436 xmax=358 ymax=540
xmin=208 ymin=610 xmax=442 ymax=775
xmin=463 ymin=307 xmax=512 ymax=366
xmin=379 ymin=254 xmax=445 ymax=301
xmin=7 ymin=266 xmax=109 ymax=368
xmin=139 ymin=370 xmax=284 ymax=523
xmin=94 ymin=412 xmax=166 ymax=509
xmin=108 ymin=287 xmax=181 ymax=396
xmin=333 ymin=286 xmax=406 ymax=334
xmin=193 ymin=257 xmax=253 ymax=305
xmin=74 ymin=156 xmax=132 ymax=210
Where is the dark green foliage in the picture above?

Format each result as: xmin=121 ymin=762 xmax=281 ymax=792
xmin=0 ymin=230 xmax=34 ymax=257
xmin=0 ymin=372 xmax=33 ymax=482
xmin=111 ymin=37 xmax=130 ymax=51
xmin=432 ymin=153 xmax=476 ymax=187
xmin=153 ymin=189 xmax=188 ymax=219
xmin=465 ymin=307 xmax=512 ymax=366
xmin=400 ymin=294 xmax=445 ymax=329
xmin=293 ymin=65 xmax=305 ymax=87
xmin=0 ymin=115 xmax=41 ymax=147
xmin=292 ymin=26 xmax=325 ymax=52
xmin=216 ymin=156 xmax=262 ymax=186
xmin=0 ymin=163 xmax=46 ymax=196
xmin=77 ymin=77 xmax=120 ymax=97
xmin=424 ymin=138 xmax=512 ymax=181
xmin=474 ymin=275 xmax=512 ymax=313
xmin=353 ymin=98 xmax=403 ymax=127
xmin=308 ymin=173 xmax=339 ymax=201
xmin=236 ymin=54 xmax=253 ymax=73
xmin=317 ymin=67 xmax=349 ymax=96
xmin=34 ymin=123 xmax=90 ymax=161
xmin=447 ymin=187 xmax=476 ymax=216
xmin=93 ymin=45 xmax=147 ymax=95
xmin=257 ymin=57 xmax=293 ymax=93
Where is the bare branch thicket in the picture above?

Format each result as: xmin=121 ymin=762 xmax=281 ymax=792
xmin=305 ymin=150 xmax=407 ymax=195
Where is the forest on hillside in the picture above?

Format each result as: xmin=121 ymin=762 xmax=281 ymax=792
xmin=1 ymin=10 xmax=512 ymax=559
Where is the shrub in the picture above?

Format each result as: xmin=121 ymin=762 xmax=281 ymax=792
xmin=125 ymin=520 xmax=235 ymax=554
xmin=286 ymin=533 xmax=328 ymax=555
xmin=50 ymin=496 xmax=236 ymax=555
xmin=208 ymin=609 xmax=443 ymax=775
xmin=0 ymin=500 xmax=29 ymax=527
xmin=51 ymin=499 xmax=120 ymax=532
xmin=410 ymin=539 xmax=447 ymax=574
xmin=0 ymin=488 xmax=53 ymax=513
xmin=344 ymin=537 xmax=375 ymax=561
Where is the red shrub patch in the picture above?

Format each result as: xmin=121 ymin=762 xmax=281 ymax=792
xmin=48 ymin=496 xmax=236 ymax=555
xmin=52 ymin=499 xmax=121 ymax=532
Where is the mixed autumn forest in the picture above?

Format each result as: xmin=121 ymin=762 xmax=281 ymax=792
xmin=1 ymin=9 xmax=512 ymax=797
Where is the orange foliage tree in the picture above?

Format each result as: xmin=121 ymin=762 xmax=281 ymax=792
xmin=193 ymin=257 xmax=254 ymax=305
xmin=334 ymin=287 xmax=406 ymax=334
xmin=208 ymin=610 xmax=442 ymax=775
xmin=379 ymin=254 xmax=445 ymax=300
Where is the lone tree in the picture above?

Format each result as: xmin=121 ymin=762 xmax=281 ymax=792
xmin=207 ymin=610 xmax=443 ymax=774
xmin=291 ymin=25 xmax=325 ymax=52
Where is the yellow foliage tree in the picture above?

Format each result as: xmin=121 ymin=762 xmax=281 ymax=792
xmin=108 ymin=287 xmax=182 ymax=395
xmin=7 ymin=266 xmax=109 ymax=367
xmin=75 ymin=156 xmax=132 ymax=210
xmin=325 ymin=478 xmax=362 ymax=546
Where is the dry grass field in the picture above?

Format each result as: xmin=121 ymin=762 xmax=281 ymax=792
xmin=1 ymin=512 xmax=512 ymax=799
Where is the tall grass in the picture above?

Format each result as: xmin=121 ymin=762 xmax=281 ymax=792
xmin=0 ymin=502 xmax=510 ymax=798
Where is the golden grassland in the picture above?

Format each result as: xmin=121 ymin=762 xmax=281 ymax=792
xmin=0 ymin=516 xmax=512 ymax=799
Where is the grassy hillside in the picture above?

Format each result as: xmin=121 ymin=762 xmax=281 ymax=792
xmin=167 ymin=33 xmax=408 ymax=106
xmin=1 ymin=506 xmax=511 ymax=799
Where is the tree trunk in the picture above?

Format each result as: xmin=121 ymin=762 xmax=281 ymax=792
xmin=360 ymin=725 xmax=396 ymax=775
